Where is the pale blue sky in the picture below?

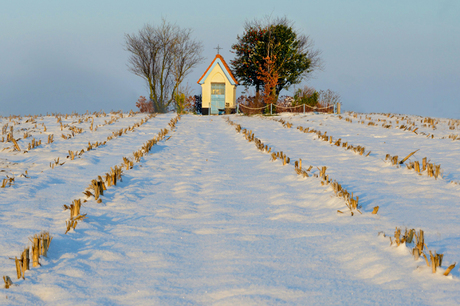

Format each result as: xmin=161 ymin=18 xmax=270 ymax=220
xmin=1 ymin=0 xmax=459 ymax=117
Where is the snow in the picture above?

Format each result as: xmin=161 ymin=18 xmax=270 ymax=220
xmin=1 ymin=111 xmax=460 ymax=305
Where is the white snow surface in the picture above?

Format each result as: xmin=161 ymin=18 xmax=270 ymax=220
xmin=1 ymin=111 xmax=460 ymax=305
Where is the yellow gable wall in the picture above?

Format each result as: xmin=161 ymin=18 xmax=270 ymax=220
xmin=200 ymin=63 xmax=237 ymax=109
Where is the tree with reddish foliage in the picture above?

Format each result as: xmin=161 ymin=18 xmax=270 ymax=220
xmin=257 ymin=54 xmax=279 ymax=105
xmin=135 ymin=96 xmax=154 ymax=113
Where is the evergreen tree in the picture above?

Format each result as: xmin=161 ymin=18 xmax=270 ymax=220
xmin=231 ymin=17 xmax=322 ymax=95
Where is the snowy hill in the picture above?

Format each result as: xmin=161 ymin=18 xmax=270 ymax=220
xmin=1 ymin=112 xmax=460 ymax=305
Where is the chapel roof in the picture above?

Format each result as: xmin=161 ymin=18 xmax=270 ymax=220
xmin=197 ymin=54 xmax=239 ymax=85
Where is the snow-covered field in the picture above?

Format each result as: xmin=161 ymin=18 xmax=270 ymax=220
xmin=1 ymin=111 xmax=460 ymax=305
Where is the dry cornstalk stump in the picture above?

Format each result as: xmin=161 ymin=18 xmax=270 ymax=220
xmin=63 ymin=199 xmax=88 ymax=234
xmin=3 ymin=276 xmax=13 ymax=289
xmin=7 ymin=232 xmax=53 ymax=284
xmin=29 ymin=232 xmax=53 ymax=268
xmin=1 ymin=176 xmax=15 ymax=188
xmin=380 ymin=227 xmax=456 ymax=276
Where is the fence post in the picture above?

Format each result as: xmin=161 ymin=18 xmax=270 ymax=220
xmin=303 ymin=104 xmax=305 ymax=114
xmin=270 ymin=103 xmax=272 ymax=115
xmin=237 ymin=104 xmax=239 ymax=114
xmin=337 ymin=103 xmax=341 ymax=114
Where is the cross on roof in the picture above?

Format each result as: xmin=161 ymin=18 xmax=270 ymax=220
xmin=214 ymin=44 xmax=222 ymax=54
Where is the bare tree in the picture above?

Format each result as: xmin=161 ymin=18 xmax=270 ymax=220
xmin=125 ymin=19 xmax=204 ymax=113
xmin=319 ymin=89 xmax=341 ymax=106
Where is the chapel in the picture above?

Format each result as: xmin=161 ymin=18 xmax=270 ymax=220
xmin=197 ymin=54 xmax=238 ymax=115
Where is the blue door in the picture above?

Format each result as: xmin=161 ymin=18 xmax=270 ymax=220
xmin=211 ymin=83 xmax=225 ymax=114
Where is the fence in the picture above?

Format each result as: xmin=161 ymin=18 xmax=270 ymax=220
xmin=238 ymin=103 xmax=335 ymax=115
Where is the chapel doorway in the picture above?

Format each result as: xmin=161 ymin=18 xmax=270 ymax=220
xmin=210 ymin=83 xmax=225 ymax=114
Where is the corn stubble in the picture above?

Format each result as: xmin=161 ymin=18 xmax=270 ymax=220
xmin=295 ymin=124 xmax=371 ymax=157
xmin=5 ymin=231 xmax=53 ymax=285
xmin=380 ymin=228 xmax=456 ymax=276
xmin=386 ymin=153 xmax=443 ymax=180
xmin=225 ymin=117 xmax=361 ymax=216
xmin=2 ymin=113 xmax=180 ymax=288
xmin=46 ymin=114 xmax=153 ymax=173
xmin=77 ymin=115 xmax=181 ymax=236
xmin=347 ymin=112 xmax=460 ymax=142
xmin=227 ymin=115 xmax=460 ymax=279
xmin=3 ymin=275 xmax=13 ymax=289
